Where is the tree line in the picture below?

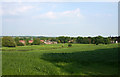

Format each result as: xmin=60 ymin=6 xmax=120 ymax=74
xmin=1 ymin=36 xmax=119 ymax=47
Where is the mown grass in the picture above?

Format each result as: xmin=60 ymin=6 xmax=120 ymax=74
xmin=2 ymin=44 xmax=118 ymax=75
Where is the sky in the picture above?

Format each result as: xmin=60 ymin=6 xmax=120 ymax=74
xmin=1 ymin=2 xmax=118 ymax=37
xmin=1 ymin=0 xmax=119 ymax=2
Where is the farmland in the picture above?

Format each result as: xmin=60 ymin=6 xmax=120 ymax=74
xmin=2 ymin=44 xmax=118 ymax=75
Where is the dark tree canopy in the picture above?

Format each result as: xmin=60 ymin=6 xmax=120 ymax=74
xmin=94 ymin=36 xmax=104 ymax=45
xmin=32 ymin=38 xmax=40 ymax=45
xmin=57 ymin=36 xmax=70 ymax=43
xmin=2 ymin=36 xmax=16 ymax=47
xmin=104 ymin=38 xmax=111 ymax=44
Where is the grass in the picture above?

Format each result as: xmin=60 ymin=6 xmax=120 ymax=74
xmin=2 ymin=43 xmax=118 ymax=75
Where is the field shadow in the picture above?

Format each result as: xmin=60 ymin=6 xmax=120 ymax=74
xmin=41 ymin=47 xmax=119 ymax=75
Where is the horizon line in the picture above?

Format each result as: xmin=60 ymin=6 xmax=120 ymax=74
xmin=0 ymin=35 xmax=119 ymax=37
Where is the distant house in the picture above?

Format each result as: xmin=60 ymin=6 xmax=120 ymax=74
xmin=44 ymin=40 xmax=53 ymax=44
xmin=44 ymin=41 xmax=52 ymax=44
xmin=28 ymin=40 xmax=33 ymax=43
xmin=53 ymin=41 xmax=57 ymax=44
xmin=111 ymin=41 xmax=114 ymax=43
xmin=68 ymin=40 xmax=74 ymax=43
xmin=19 ymin=40 xmax=26 ymax=44
xmin=44 ymin=40 xmax=57 ymax=44
xmin=29 ymin=40 xmax=33 ymax=43
xmin=116 ymin=41 xmax=118 ymax=43
xmin=40 ymin=40 xmax=44 ymax=43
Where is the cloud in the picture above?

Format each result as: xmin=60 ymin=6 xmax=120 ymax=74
xmin=38 ymin=11 xmax=56 ymax=19
xmin=62 ymin=8 xmax=83 ymax=17
xmin=3 ymin=5 xmax=34 ymax=15
xmin=33 ymin=8 xmax=84 ymax=19
xmin=11 ymin=6 xmax=34 ymax=15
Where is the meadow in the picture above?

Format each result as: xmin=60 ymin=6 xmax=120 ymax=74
xmin=2 ymin=44 xmax=118 ymax=75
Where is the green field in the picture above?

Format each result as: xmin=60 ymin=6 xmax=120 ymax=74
xmin=2 ymin=44 xmax=118 ymax=75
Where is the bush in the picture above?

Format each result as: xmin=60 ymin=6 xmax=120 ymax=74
xmin=2 ymin=36 xmax=16 ymax=47
xmin=16 ymin=42 xmax=24 ymax=46
xmin=96 ymin=42 xmax=99 ymax=45
xmin=104 ymin=38 xmax=111 ymax=44
xmin=57 ymin=40 xmax=61 ymax=43
xmin=32 ymin=38 xmax=40 ymax=45
xmin=62 ymin=44 xmax=64 ymax=47
xmin=68 ymin=43 xmax=72 ymax=47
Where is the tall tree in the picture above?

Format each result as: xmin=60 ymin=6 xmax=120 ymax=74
xmin=32 ymin=38 xmax=40 ymax=45
xmin=2 ymin=36 xmax=16 ymax=47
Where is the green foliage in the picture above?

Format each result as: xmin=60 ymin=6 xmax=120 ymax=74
xmin=19 ymin=38 xmax=24 ymax=40
xmin=2 ymin=44 xmax=118 ymax=75
xmin=2 ymin=36 xmax=16 ymax=47
xmin=68 ymin=43 xmax=72 ymax=47
xmin=0 ymin=37 xmax=2 ymax=47
xmin=57 ymin=40 xmax=61 ymax=43
xmin=70 ymin=37 xmax=76 ymax=43
xmin=32 ymin=38 xmax=40 ymax=45
xmin=104 ymin=38 xmax=111 ymax=44
xmin=82 ymin=37 xmax=89 ymax=44
xmin=95 ymin=36 xmax=104 ymax=45
xmin=76 ymin=37 xmax=89 ymax=44
xmin=50 ymin=38 xmax=57 ymax=41
xmin=17 ymin=42 xmax=24 ymax=46
xmin=14 ymin=37 xmax=24 ymax=46
xmin=25 ymin=39 xmax=29 ymax=45
xmin=76 ymin=36 xmax=112 ymax=45
xmin=76 ymin=37 xmax=83 ymax=43
xmin=91 ymin=37 xmax=95 ymax=44
xmin=57 ymin=36 xmax=70 ymax=43
xmin=14 ymin=37 xmax=19 ymax=42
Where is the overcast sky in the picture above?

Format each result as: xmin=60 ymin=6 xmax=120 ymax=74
xmin=1 ymin=2 xmax=118 ymax=37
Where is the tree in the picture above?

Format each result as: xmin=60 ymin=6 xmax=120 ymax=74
xmin=104 ymin=38 xmax=111 ymax=44
xmin=95 ymin=36 xmax=104 ymax=45
xmin=88 ymin=37 xmax=92 ymax=44
xmin=57 ymin=40 xmax=61 ymax=43
xmin=14 ymin=37 xmax=19 ymax=42
xmin=57 ymin=36 xmax=70 ymax=43
xmin=70 ymin=37 xmax=76 ymax=43
xmin=19 ymin=38 xmax=24 ymax=40
xmin=2 ymin=36 xmax=16 ymax=47
xmin=50 ymin=38 xmax=57 ymax=41
xmin=25 ymin=39 xmax=30 ymax=45
xmin=76 ymin=36 xmax=83 ymax=43
xmin=14 ymin=37 xmax=24 ymax=46
xmin=32 ymin=38 xmax=40 ymax=45
xmin=82 ymin=37 xmax=89 ymax=44
xmin=91 ymin=37 xmax=95 ymax=44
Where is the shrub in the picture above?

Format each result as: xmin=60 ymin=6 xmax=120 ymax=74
xmin=104 ymin=38 xmax=111 ymax=44
xmin=68 ymin=43 xmax=72 ymax=47
xmin=32 ymin=38 xmax=40 ymax=45
xmin=62 ymin=44 xmax=64 ymax=47
xmin=16 ymin=42 xmax=24 ymax=46
xmin=2 ymin=36 xmax=16 ymax=47
xmin=57 ymin=40 xmax=61 ymax=43
xmin=96 ymin=42 xmax=99 ymax=45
